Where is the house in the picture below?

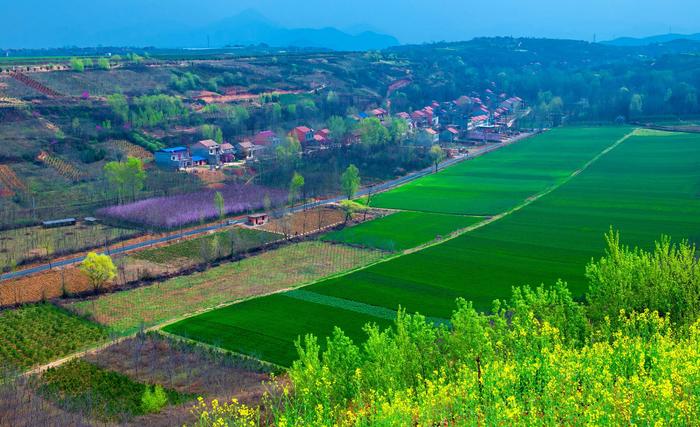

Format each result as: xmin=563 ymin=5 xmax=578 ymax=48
xmin=423 ymin=128 xmax=439 ymax=143
xmin=440 ymin=127 xmax=460 ymax=142
xmin=154 ymin=146 xmax=192 ymax=170
xmin=370 ymin=108 xmax=387 ymax=120
xmin=220 ymin=142 xmax=235 ymax=163
xmin=290 ymin=126 xmax=315 ymax=145
xmin=312 ymin=128 xmax=331 ymax=146
xmin=253 ymin=130 xmax=280 ymax=146
xmin=237 ymin=140 xmax=255 ymax=159
xmin=248 ymin=213 xmax=269 ymax=226
xmin=191 ymin=139 xmax=221 ymax=166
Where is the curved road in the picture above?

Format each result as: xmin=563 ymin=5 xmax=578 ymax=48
xmin=0 ymin=136 xmax=530 ymax=282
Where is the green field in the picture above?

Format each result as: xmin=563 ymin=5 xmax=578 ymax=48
xmin=0 ymin=304 xmax=107 ymax=370
xmin=131 ymin=227 xmax=279 ymax=264
xmin=163 ymin=293 xmax=393 ymax=366
xmin=371 ymin=126 xmax=631 ymax=215
xmin=165 ymin=128 xmax=700 ymax=365
xmin=321 ymin=211 xmax=485 ymax=251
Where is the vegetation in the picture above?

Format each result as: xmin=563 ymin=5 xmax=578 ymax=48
xmin=39 ymin=359 xmax=189 ymax=421
xmin=321 ymin=211 xmax=484 ymax=251
xmin=340 ymin=164 xmax=360 ymax=199
xmin=80 ymin=252 xmax=117 ymax=292
xmin=131 ymin=227 xmax=279 ymax=265
xmin=103 ymin=157 xmax=146 ymax=204
xmin=0 ymin=305 xmax=107 ymax=370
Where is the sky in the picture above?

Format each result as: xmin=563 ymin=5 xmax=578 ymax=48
xmin=1 ymin=0 xmax=699 ymax=48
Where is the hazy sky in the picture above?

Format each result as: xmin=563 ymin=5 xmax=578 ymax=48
xmin=2 ymin=0 xmax=699 ymax=47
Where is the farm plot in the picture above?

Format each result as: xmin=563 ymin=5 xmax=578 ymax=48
xmin=370 ymin=126 xmax=632 ymax=215
xmin=308 ymin=131 xmax=700 ymax=315
xmin=169 ymin=129 xmax=700 ymax=363
xmin=321 ymin=211 xmax=485 ymax=251
xmin=163 ymin=293 xmax=393 ymax=367
xmin=0 ymin=304 xmax=107 ymax=370
xmin=0 ymin=222 xmax=139 ymax=268
xmin=38 ymin=359 xmax=192 ymax=423
xmin=131 ymin=227 xmax=279 ymax=266
xmin=97 ymin=184 xmax=287 ymax=229
xmin=67 ymin=241 xmax=385 ymax=334
xmin=261 ymin=206 xmax=346 ymax=236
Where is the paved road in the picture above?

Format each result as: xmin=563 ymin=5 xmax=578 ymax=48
xmin=0 ymin=136 xmax=528 ymax=282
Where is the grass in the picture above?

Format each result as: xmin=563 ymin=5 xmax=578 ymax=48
xmin=39 ymin=359 xmax=191 ymax=422
xmin=163 ymin=293 xmax=393 ymax=367
xmin=131 ymin=227 xmax=279 ymax=265
xmin=370 ymin=126 xmax=632 ymax=215
xmin=164 ymin=128 xmax=700 ymax=362
xmin=321 ymin=212 xmax=485 ymax=251
xmin=0 ymin=304 xmax=107 ymax=370
xmin=67 ymin=241 xmax=386 ymax=334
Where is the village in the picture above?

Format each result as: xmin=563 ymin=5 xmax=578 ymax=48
xmin=153 ymin=90 xmax=528 ymax=171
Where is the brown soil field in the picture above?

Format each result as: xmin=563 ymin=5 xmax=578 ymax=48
xmin=260 ymin=206 xmax=346 ymax=236
xmin=83 ymin=333 xmax=272 ymax=426
xmin=0 ymin=257 xmax=178 ymax=307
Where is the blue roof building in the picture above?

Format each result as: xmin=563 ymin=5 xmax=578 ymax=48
xmin=154 ymin=146 xmax=192 ymax=170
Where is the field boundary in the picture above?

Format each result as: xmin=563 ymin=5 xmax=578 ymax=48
xmin=285 ymin=289 xmax=450 ymax=325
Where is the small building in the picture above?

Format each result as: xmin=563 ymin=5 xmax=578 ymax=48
xmin=253 ymin=130 xmax=280 ymax=146
xmin=441 ymin=127 xmax=459 ymax=142
xmin=220 ymin=142 xmax=236 ymax=163
xmin=191 ymin=139 xmax=221 ymax=166
xmin=370 ymin=108 xmax=387 ymax=120
xmin=423 ymin=128 xmax=439 ymax=143
xmin=247 ymin=213 xmax=269 ymax=226
xmin=154 ymin=146 xmax=192 ymax=170
xmin=290 ymin=126 xmax=315 ymax=145
xmin=42 ymin=218 xmax=76 ymax=228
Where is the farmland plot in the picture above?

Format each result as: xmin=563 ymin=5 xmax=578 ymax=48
xmin=371 ymin=126 xmax=631 ymax=215
xmin=321 ymin=211 xmax=485 ymax=251
xmin=68 ymin=241 xmax=385 ymax=334
xmin=167 ymin=129 xmax=700 ymax=363
xmin=0 ymin=304 xmax=107 ymax=370
xmin=309 ymin=131 xmax=700 ymax=315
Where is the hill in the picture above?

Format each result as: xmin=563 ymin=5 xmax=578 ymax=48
xmin=604 ymin=32 xmax=700 ymax=46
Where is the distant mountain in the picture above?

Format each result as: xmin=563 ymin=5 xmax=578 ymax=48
xmin=0 ymin=8 xmax=398 ymax=51
xmin=191 ymin=10 xmax=399 ymax=51
xmin=604 ymin=33 xmax=700 ymax=47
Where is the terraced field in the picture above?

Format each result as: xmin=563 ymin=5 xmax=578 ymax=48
xmin=165 ymin=128 xmax=700 ymax=366
xmin=371 ymin=126 xmax=632 ymax=215
xmin=321 ymin=211 xmax=485 ymax=251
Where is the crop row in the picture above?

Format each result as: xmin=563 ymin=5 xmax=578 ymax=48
xmin=37 ymin=152 xmax=85 ymax=182
xmin=0 ymin=304 xmax=107 ymax=370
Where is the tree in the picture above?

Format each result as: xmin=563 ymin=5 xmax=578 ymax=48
xmin=629 ymin=94 xmax=644 ymax=118
xmin=80 ymin=252 xmax=116 ymax=292
xmin=387 ymin=118 xmax=409 ymax=144
xmin=97 ymin=57 xmax=110 ymax=70
xmin=104 ymin=157 xmax=146 ymax=203
xmin=275 ymin=136 xmax=302 ymax=170
xmin=339 ymin=200 xmax=367 ymax=223
xmin=358 ymin=118 xmax=390 ymax=146
xmin=341 ymin=164 xmax=361 ymax=200
xmin=430 ymin=145 xmax=445 ymax=172
xmin=289 ymin=172 xmax=305 ymax=206
xmin=327 ymin=116 xmax=348 ymax=141
xmin=214 ymin=191 xmax=225 ymax=221
xmin=70 ymin=57 xmax=84 ymax=72
xmin=141 ymin=385 xmax=168 ymax=413
xmin=106 ymin=93 xmax=129 ymax=124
